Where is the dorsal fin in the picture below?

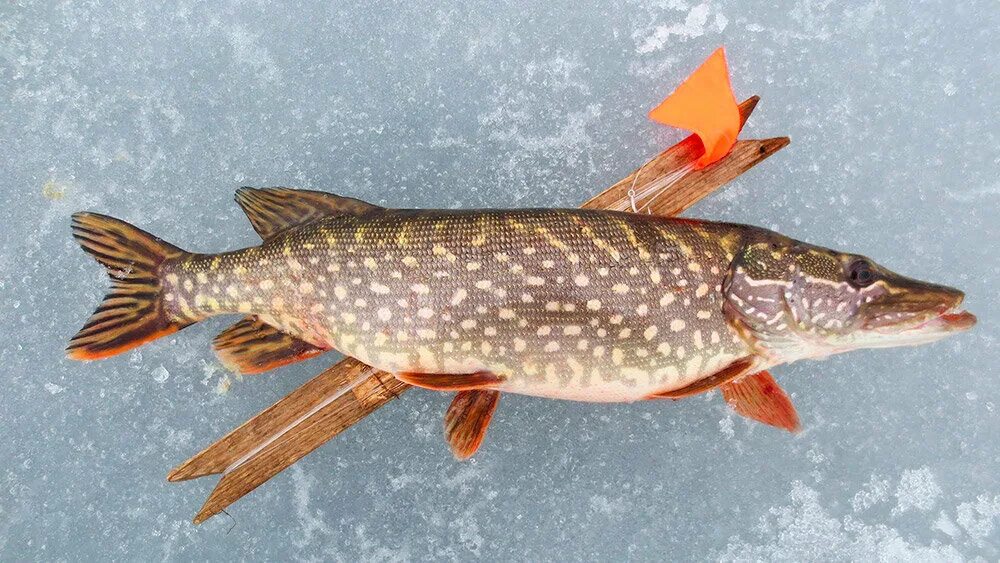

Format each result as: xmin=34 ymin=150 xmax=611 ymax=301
xmin=234 ymin=187 xmax=382 ymax=239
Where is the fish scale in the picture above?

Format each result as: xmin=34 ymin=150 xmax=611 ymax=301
xmin=166 ymin=208 xmax=753 ymax=402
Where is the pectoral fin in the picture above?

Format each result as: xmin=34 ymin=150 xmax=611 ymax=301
xmin=721 ymin=371 xmax=801 ymax=432
xmin=213 ymin=316 xmax=328 ymax=374
xmin=646 ymin=357 xmax=756 ymax=399
xmin=444 ymin=390 xmax=501 ymax=460
xmin=396 ymin=371 xmax=504 ymax=391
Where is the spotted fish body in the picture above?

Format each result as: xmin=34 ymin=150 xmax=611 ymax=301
xmin=68 ymin=187 xmax=975 ymax=432
xmin=169 ymin=207 xmax=754 ymax=402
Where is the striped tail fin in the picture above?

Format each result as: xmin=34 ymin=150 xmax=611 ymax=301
xmin=67 ymin=212 xmax=194 ymax=360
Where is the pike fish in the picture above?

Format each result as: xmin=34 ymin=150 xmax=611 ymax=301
xmin=68 ymin=188 xmax=976 ymax=456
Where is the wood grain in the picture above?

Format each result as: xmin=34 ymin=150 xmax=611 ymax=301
xmin=172 ymin=95 xmax=790 ymax=523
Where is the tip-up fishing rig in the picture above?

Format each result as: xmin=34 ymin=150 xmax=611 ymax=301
xmin=168 ymin=48 xmax=791 ymax=524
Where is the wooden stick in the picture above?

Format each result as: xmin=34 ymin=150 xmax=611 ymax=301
xmin=172 ymin=96 xmax=789 ymax=523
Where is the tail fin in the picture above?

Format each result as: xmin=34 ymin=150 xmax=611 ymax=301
xmin=67 ymin=212 xmax=194 ymax=360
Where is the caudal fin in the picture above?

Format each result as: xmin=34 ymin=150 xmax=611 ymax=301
xmin=67 ymin=212 xmax=193 ymax=360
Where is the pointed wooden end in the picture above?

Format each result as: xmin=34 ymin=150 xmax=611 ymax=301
xmin=167 ymin=459 xmax=211 ymax=483
xmin=761 ymin=135 xmax=791 ymax=156
xmin=737 ymin=95 xmax=761 ymax=128
xmin=193 ymin=503 xmax=217 ymax=525
xmin=192 ymin=480 xmax=241 ymax=524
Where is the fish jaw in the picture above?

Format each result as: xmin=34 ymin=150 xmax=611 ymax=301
xmin=858 ymin=289 xmax=976 ymax=349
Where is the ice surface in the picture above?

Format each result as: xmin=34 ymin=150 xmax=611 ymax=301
xmin=2 ymin=0 xmax=998 ymax=560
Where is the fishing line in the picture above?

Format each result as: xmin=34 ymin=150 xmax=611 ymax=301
xmin=613 ymin=160 xmax=696 ymax=214
xmin=222 ymin=366 xmax=378 ymax=475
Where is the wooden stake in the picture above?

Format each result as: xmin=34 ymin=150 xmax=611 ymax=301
xmin=171 ymin=95 xmax=789 ymax=523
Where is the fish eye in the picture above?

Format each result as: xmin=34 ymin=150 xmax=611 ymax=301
xmin=847 ymin=259 xmax=876 ymax=288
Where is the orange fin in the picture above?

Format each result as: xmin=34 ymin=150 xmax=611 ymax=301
xmin=648 ymin=47 xmax=740 ymax=169
xmin=396 ymin=371 xmax=504 ymax=391
xmin=212 ymin=316 xmax=327 ymax=374
xmin=444 ymin=390 xmax=501 ymax=460
xmin=235 ymin=187 xmax=382 ymax=239
xmin=721 ymin=371 xmax=801 ymax=432
xmin=67 ymin=213 xmax=194 ymax=360
xmin=647 ymin=357 xmax=756 ymax=399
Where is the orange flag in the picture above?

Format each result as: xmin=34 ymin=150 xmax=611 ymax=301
xmin=648 ymin=47 xmax=740 ymax=169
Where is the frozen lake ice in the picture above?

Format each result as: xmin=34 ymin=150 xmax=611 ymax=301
xmin=2 ymin=0 xmax=998 ymax=559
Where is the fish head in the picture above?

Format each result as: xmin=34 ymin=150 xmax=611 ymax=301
xmin=722 ymin=232 xmax=976 ymax=362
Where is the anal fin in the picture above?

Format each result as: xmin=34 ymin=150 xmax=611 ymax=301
xmin=721 ymin=371 xmax=801 ymax=432
xmin=213 ymin=316 xmax=328 ymax=374
xmin=646 ymin=357 xmax=756 ymax=399
xmin=396 ymin=371 xmax=504 ymax=391
xmin=444 ymin=390 xmax=501 ymax=460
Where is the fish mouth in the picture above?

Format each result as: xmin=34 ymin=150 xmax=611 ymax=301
xmin=864 ymin=289 xmax=976 ymax=336
xmin=918 ymin=307 xmax=977 ymax=332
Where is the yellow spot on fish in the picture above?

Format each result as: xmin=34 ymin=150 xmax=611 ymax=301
xmin=586 ymin=299 xmax=601 ymax=311
xmin=697 ymin=310 xmax=712 ymax=320
xmin=574 ymin=274 xmax=590 ymax=287
xmin=544 ymin=341 xmax=560 ymax=353
xmin=660 ymin=293 xmax=675 ymax=307
xmin=526 ymin=276 xmax=545 ymax=286
xmin=259 ymin=279 xmax=274 ymax=291
xmin=299 ymin=282 xmax=314 ymax=294
xmin=364 ymin=257 xmax=378 ymax=270
xmin=657 ymin=342 xmax=671 ymax=356
xmin=695 ymin=283 xmax=709 ymax=298
xmin=685 ymin=355 xmax=704 ymax=377
xmin=537 ymin=326 xmax=551 ymax=336
xmin=377 ymin=308 xmax=391 ymax=321
xmin=475 ymin=279 xmax=493 ymax=290
xmin=644 ymin=326 xmax=658 ymax=340
xmin=499 ymin=308 xmax=516 ymax=320
xmin=564 ymin=325 xmax=582 ymax=336
xmin=411 ymin=283 xmax=430 ymax=295
xmin=402 ymin=256 xmax=418 ymax=268
xmin=466 ymin=261 xmax=481 ymax=271
xmin=612 ymin=348 xmax=624 ymax=365
xmin=417 ymin=307 xmax=434 ymax=319
xmin=612 ymin=283 xmax=629 ymax=294
xmin=513 ymin=338 xmax=527 ymax=352
xmin=451 ymin=289 xmax=467 ymax=305
xmin=334 ymin=286 xmax=347 ymax=300
xmin=670 ymin=319 xmax=686 ymax=332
